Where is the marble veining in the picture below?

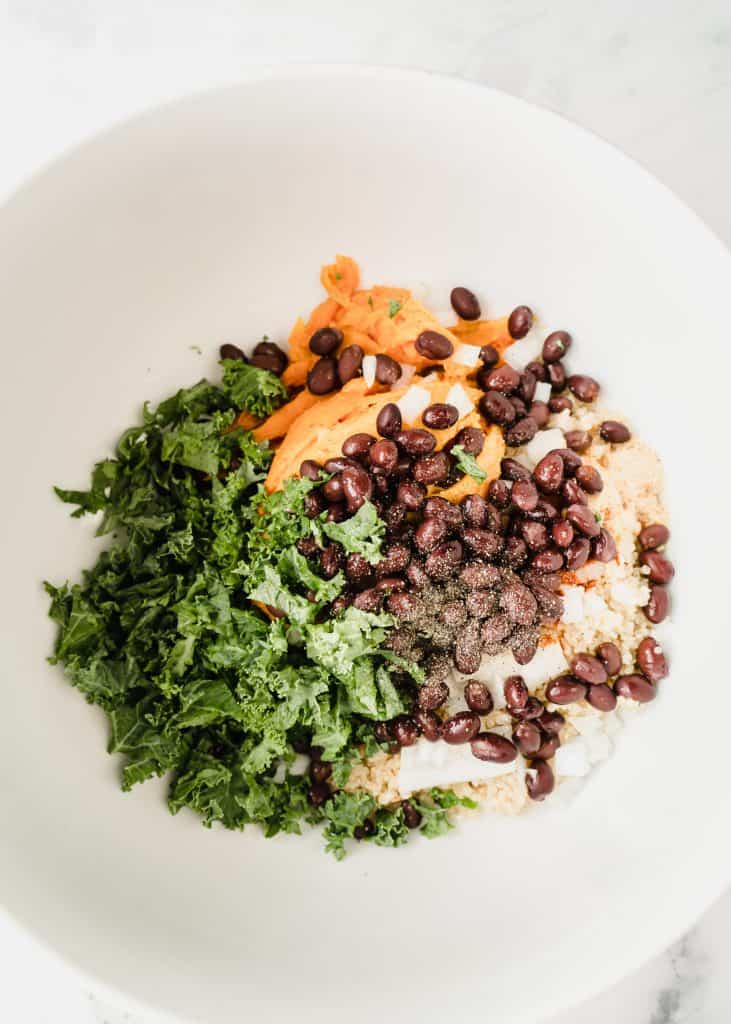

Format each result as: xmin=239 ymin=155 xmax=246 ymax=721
xmin=1 ymin=1 xmax=730 ymax=1022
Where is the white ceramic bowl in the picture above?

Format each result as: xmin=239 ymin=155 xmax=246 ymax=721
xmin=1 ymin=66 xmax=730 ymax=1024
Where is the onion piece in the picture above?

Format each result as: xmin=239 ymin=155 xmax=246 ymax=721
xmin=396 ymin=385 xmax=432 ymax=424
xmin=362 ymin=354 xmax=377 ymax=388
xmin=445 ymin=382 xmax=474 ymax=420
xmin=453 ymin=343 xmax=482 ymax=368
xmin=534 ymin=380 xmax=551 ymax=404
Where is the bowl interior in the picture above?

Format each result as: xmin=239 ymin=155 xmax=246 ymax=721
xmin=0 ymin=67 xmax=729 ymax=1024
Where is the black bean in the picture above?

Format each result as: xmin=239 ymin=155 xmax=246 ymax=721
xmin=481 ymin=613 xmax=513 ymax=645
xmin=639 ymin=551 xmax=675 ymax=584
xmin=309 ymin=326 xmax=343 ymax=355
xmin=463 ymin=681 xmax=494 ymax=713
xmin=552 ymin=520 xmax=574 ymax=548
xmin=391 ymin=715 xmax=421 ymax=747
xmin=417 ymin=680 xmax=449 ymax=711
xmin=396 ymin=428 xmax=437 ymax=456
xmin=545 ymin=676 xmax=587 ymax=704
xmin=376 ymin=576 xmax=406 ymax=594
xmin=531 ymin=548 xmax=564 ymax=573
xmin=586 ymin=683 xmax=617 ymax=712
xmin=375 ymin=402 xmax=402 ymax=439
xmin=413 ymin=451 xmax=452 ymax=485
xmin=296 ymin=537 xmax=319 ymax=559
xmin=508 ymin=305 xmax=533 ymax=339
xmin=423 ymin=403 xmax=459 ymax=430
xmin=532 ymin=584 xmax=564 ymax=623
xmin=542 ymin=331 xmax=572 ymax=363
xmin=395 ymin=479 xmax=425 ymax=511
xmin=567 ymin=374 xmax=600 ymax=402
xmin=450 ymin=286 xmax=481 ymax=320
xmin=526 ymin=360 xmax=548 ymax=382
xmin=596 ymin=642 xmax=622 ymax=677
xmin=375 ymin=354 xmax=402 ymax=385
xmin=483 ymin=365 xmax=521 ymax=394
xmin=385 ymin=591 xmax=417 ymax=620
xmin=593 ymin=528 xmax=617 ymax=563
xmin=375 ymin=543 xmax=411 ymax=576
xmin=250 ymin=340 xmax=288 ymax=376
xmin=415 ymin=330 xmax=454 ymax=359
xmin=533 ymin=451 xmax=564 ymax=493
xmin=637 ymin=636 xmax=668 ymax=682
xmin=322 ymin=474 xmax=345 ymax=503
xmin=509 ymin=396 xmax=528 ymax=418
xmin=309 ymin=759 xmax=332 ymax=783
xmin=529 ymin=401 xmax=551 ymax=428
xmin=564 ymin=429 xmax=591 ymax=453
xmin=337 ymin=344 xmax=364 ymax=383
xmin=425 ymin=539 xmax=463 ymax=579
xmin=505 ymin=416 xmax=538 ymax=447
xmin=342 ymin=432 xmax=375 ymax=458
xmin=562 ymin=478 xmax=589 ymax=506
xmin=505 ymin=536 xmax=528 ymax=568
xmin=521 ymin=520 xmax=550 ymax=551
xmin=395 ymin=455 xmax=413 ymax=478
xmin=341 ymin=464 xmax=373 ymax=512
xmin=533 ymin=733 xmax=560 ymax=760
xmin=345 ymin=552 xmax=372 ymax=582
xmin=441 ymin=711 xmax=481 ymax=745
xmin=614 ymin=674 xmax=656 ymax=703
xmin=401 ymin=799 xmax=423 ymax=829
xmin=565 ymin=536 xmax=591 ymax=570
xmin=471 ymin=732 xmax=517 ymax=763
xmin=458 ymin=493 xmax=488 ymax=529
xmin=504 ymin=674 xmax=528 ymax=709
xmin=417 ymin=363 xmax=446 ymax=377
xmin=353 ymin=819 xmax=376 ymax=840
xmin=466 ymin=589 xmax=498 ymax=618
xmin=307 ymin=781 xmax=331 ymax=807
xmin=639 ymin=523 xmax=669 ymax=551
xmin=414 ymin=517 xmax=448 ymax=553
xmin=479 ymin=344 xmax=500 ymax=368
xmin=414 ymin=709 xmax=442 ymax=740
xmin=500 ymin=581 xmax=538 ymax=625
xmin=369 ymin=439 xmax=399 ymax=472
xmin=600 ymin=420 xmax=631 ymax=444
xmin=463 ymin=528 xmax=504 ymax=559
xmin=513 ymin=637 xmax=537 ymax=667
xmin=488 ymin=479 xmax=512 ymax=508
xmin=442 ymin=600 xmax=469 ymax=628
xmin=565 ymin=503 xmax=601 ymax=538
xmin=326 ymin=502 xmax=347 ymax=523
xmin=510 ymin=696 xmax=543 ymax=720
xmin=422 ymin=495 xmax=463 ymax=529
xmin=453 ymin=426 xmax=485 ymax=455
xmin=555 ymin=448 xmax=582 ymax=477
xmin=575 ymin=464 xmax=603 ymax=493
xmin=512 ymin=479 xmax=539 ymax=512
xmin=460 ymin=562 xmax=502 ymax=589
xmin=299 ymin=459 xmax=323 ymax=481
xmin=549 ymin=395 xmax=572 ymax=413
xmin=480 ymin=391 xmax=516 ymax=425
xmin=570 ymin=654 xmax=608 ymax=685
xmin=307 ymin=355 xmax=340 ymax=394
xmin=547 ymin=362 xmax=566 ymax=393
xmin=519 ymin=371 xmax=537 ymax=405
xmin=512 ymin=720 xmax=542 ymax=756
xmin=406 ymin=560 xmax=429 ymax=589
xmin=319 ymin=544 xmax=342 ymax=580
xmin=644 ymin=585 xmax=669 ymax=624
xmin=537 ymin=710 xmax=564 ymax=736
xmin=501 ymin=457 xmax=531 ymax=482
xmin=526 ymin=760 xmax=554 ymax=801
xmin=220 ymin=343 xmax=247 ymax=361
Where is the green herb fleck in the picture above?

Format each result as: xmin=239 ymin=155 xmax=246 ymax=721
xmin=451 ymin=445 xmax=487 ymax=483
xmin=388 ymin=300 xmax=402 ymax=318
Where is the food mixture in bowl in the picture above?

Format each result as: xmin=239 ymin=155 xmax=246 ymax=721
xmin=46 ymin=257 xmax=672 ymax=857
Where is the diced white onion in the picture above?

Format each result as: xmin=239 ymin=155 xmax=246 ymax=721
xmin=446 ymin=382 xmax=474 ymax=420
xmin=534 ymin=381 xmax=551 ymax=403
xmin=454 ymin=640 xmax=569 ymax=707
xmin=453 ymin=344 xmax=482 ymax=368
xmin=396 ymin=385 xmax=432 ymax=424
xmin=503 ymin=328 xmax=544 ymax=370
xmin=522 ymin=428 xmax=566 ymax=468
xmin=398 ymin=739 xmax=522 ymax=796
xmin=289 ymin=754 xmax=310 ymax=776
xmin=362 ymin=355 xmax=377 ymax=388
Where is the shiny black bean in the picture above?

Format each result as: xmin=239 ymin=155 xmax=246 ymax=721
xmin=644 ymin=585 xmax=669 ymax=624
xmin=375 ymin=354 xmax=402 ymax=384
xmin=460 ymin=562 xmax=502 ymax=589
xmin=220 ymin=343 xmax=247 ymax=361
xmin=596 ymin=642 xmax=622 ymax=677
xmin=414 ymin=517 xmax=448 ymax=552
xmin=537 ymin=710 xmax=564 ymax=735
xmin=531 ymin=548 xmax=564 ymax=573
xmin=463 ymin=528 xmax=504 ymax=559
xmin=542 ymin=331 xmax=572 ymax=363
xmin=479 ymin=344 xmax=500 ymax=368
xmin=481 ymin=613 xmax=513 ymax=645
xmin=309 ymin=759 xmax=332 ymax=783
xmin=570 ymin=654 xmax=608 ymax=685
xmin=552 ymin=520 xmax=574 ymax=548
xmin=639 ymin=523 xmax=670 ymax=550
xmin=549 ymin=394 xmax=572 ymax=413
xmin=512 ymin=479 xmax=539 ymax=512
xmin=600 ymin=420 xmax=631 ymax=444
xmin=545 ymin=676 xmax=588 ymax=704
xmin=442 ymin=711 xmax=482 ymax=745
xmin=415 ymin=330 xmax=454 ymax=359
xmin=250 ymin=340 xmax=288 ymax=376
xmin=501 ymin=457 xmax=531 ymax=482
xmin=406 ymin=560 xmax=429 ymax=589
xmin=376 ymin=401 xmax=402 ymax=439
xmin=345 ymin=552 xmax=372 ymax=582
xmin=505 ymin=416 xmax=538 ymax=447
xmin=510 ymin=696 xmax=543 ymax=720
xmin=424 ymin=539 xmax=463 ymax=580
xmin=586 ymin=683 xmax=618 ymax=712
xmin=465 ymin=589 xmax=498 ymax=619
xmin=341 ymin=464 xmax=373 ymax=512
xmin=480 ymin=391 xmax=517 ymax=425
xmin=483 ymin=364 xmax=521 ymax=394
xmin=342 ymin=432 xmax=375 ymax=458
xmin=565 ymin=503 xmax=601 ymax=538
xmin=319 ymin=544 xmax=343 ymax=580
xmin=508 ymin=305 xmax=533 ymax=339
xmin=423 ymin=403 xmax=459 ymax=430
xmin=375 ymin=543 xmax=411 ymax=576
xmin=561 ymin=478 xmax=588 ymax=505
xmin=299 ymin=459 xmax=323 ymax=481
xmin=414 ymin=709 xmax=442 ymax=740
xmin=471 ymin=732 xmax=517 ymax=763
xmin=521 ymin=520 xmax=549 ymax=551
xmin=639 ymin=551 xmax=675 ymax=584
xmin=457 ymin=493 xmax=487 ymax=528
xmin=500 ymin=581 xmax=538 ymax=625
xmin=450 ymin=286 xmax=481 ymax=320
xmin=413 ymin=451 xmax=452 ymax=485
xmin=512 ymin=720 xmax=542 ymax=756
xmin=488 ymin=478 xmax=512 ymax=508
xmin=547 ymin=362 xmax=566 ymax=393
xmin=529 ymin=401 xmax=551 ymax=428
xmin=564 ymin=429 xmax=591 ymax=453
xmin=567 ymin=374 xmax=600 ymax=402
xmin=575 ymin=464 xmax=603 ymax=493
xmin=614 ymin=674 xmax=656 ymax=703
xmin=396 ymin=428 xmax=437 ymax=455
xmin=554 ymin=448 xmax=582 ymax=477
xmin=326 ymin=501 xmax=347 ymax=523
xmin=397 ymin=479 xmax=426 ymax=510
xmin=417 ymin=679 xmax=449 ymax=711
xmin=637 ymin=636 xmax=668 ymax=682
xmin=565 ymin=536 xmax=591 ymax=570
xmin=526 ymin=759 xmax=554 ymax=800
xmin=509 ymin=396 xmax=528 ymax=418
xmin=391 ymin=715 xmax=421 ymax=746
xmin=423 ymin=498 xmax=462 ymax=529
xmin=376 ymin=576 xmax=406 ymax=594
xmin=296 ymin=537 xmax=319 ymax=559
xmin=463 ymin=681 xmax=494 ymax=714
xmin=307 ymin=781 xmax=331 ymax=807
xmin=593 ymin=527 xmax=617 ymax=563
xmin=533 ymin=733 xmax=560 ymax=760
xmin=337 ymin=344 xmax=364 ymax=383
xmin=369 ymin=439 xmax=399 ymax=472
xmin=533 ymin=451 xmax=565 ymax=493
xmin=322 ymin=474 xmax=345 ymax=503
xmin=504 ymin=674 xmax=528 ymax=709
xmin=505 ymin=536 xmax=528 ymax=567
xmin=386 ymin=591 xmax=417 ymax=620
xmin=401 ymin=800 xmax=423 ymax=829
xmin=307 ymin=355 xmax=340 ymax=394
xmin=309 ymin=326 xmax=343 ymax=355
xmin=453 ymin=426 xmax=484 ymax=455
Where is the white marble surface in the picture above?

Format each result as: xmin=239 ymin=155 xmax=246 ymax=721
xmin=1 ymin=1 xmax=730 ymax=1022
